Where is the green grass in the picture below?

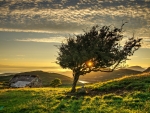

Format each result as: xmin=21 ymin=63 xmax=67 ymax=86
xmin=90 ymin=72 xmax=150 ymax=93
xmin=0 ymin=72 xmax=150 ymax=113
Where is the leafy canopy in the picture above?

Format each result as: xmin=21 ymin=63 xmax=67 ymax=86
xmin=50 ymin=78 xmax=62 ymax=87
xmin=56 ymin=24 xmax=142 ymax=76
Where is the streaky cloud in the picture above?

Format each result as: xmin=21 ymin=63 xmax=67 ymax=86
xmin=15 ymin=37 xmax=66 ymax=43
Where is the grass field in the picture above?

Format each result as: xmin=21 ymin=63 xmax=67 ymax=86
xmin=0 ymin=72 xmax=150 ymax=113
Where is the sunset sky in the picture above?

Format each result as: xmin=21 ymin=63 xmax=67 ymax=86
xmin=0 ymin=0 xmax=150 ymax=74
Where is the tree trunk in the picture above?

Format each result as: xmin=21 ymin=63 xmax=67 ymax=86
xmin=71 ymin=73 xmax=79 ymax=93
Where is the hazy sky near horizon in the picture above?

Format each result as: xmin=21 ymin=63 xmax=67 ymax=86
xmin=0 ymin=0 xmax=150 ymax=73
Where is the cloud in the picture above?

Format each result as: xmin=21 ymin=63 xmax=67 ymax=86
xmin=0 ymin=64 xmax=59 ymax=69
xmin=0 ymin=0 xmax=150 ymax=47
xmin=15 ymin=37 xmax=66 ymax=43
xmin=0 ymin=0 xmax=150 ymax=33
xmin=128 ymin=55 xmax=138 ymax=58
xmin=142 ymin=58 xmax=150 ymax=59
xmin=140 ymin=37 xmax=150 ymax=48
xmin=0 ymin=28 xmax=59 ymax=33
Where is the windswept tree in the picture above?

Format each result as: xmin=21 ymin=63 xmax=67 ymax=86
xmin=56 ymin=23 xmax=142 ymax=93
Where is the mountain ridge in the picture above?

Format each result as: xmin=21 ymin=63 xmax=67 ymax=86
xmin=0 ymin=66 xmax=149 ymax=88
xmin=127 ymin=66 xmax=145 ymax=71
xmin=79 ymin=68 xmax=141 ymax=83
xmin=143 ymin=67 xmax=150 ymax=73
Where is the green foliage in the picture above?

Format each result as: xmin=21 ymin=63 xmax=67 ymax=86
xmin=50 ymin=78 xmax=62 ymax=87
xmin=57 ymin=24 xmax=142 ymax=74
xmin=56 ymin=23 xmax=142 ymax=92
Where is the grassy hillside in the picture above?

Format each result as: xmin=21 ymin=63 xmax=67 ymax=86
xmin=0 ymin=75 xmax=14 ymax=88
xmin=0 ymin=72 xmax=150 ymax=113
xmin=80 ymin=69 xmax=141 ymax=83
xmin=88 ymin=72 xmax=150 ymax=94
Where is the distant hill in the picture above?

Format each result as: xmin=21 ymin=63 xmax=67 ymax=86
xmin=16 ymin=71 xmax=73 ymax=86
xmin=0 ymin=75 xmax=14 ymax=83
xmin=0 ymin=73 xmax=15 ymax=76
xmin=143 ymin=67 xmax=150 ymax=73
xmin=79 ymin=69 xmax=141 ymax=83
xmin=0 ymin=71 xmax=74 ymax=87
xmin=0 ymin=68 xmax=146 ymax=88
xmin=127 ymin=66 xmax=145 ymax=72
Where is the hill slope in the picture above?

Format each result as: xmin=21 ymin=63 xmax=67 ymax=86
xmin=89 ymin=72 xmax=150 ymax=94
xmin=0 ymin=71 xmax=73 ymax=87
xmin=0 ymin=73 xmax=150 ymax=113
xmin=80 ymin=69 xmax=141 ymax=83
xmin=127 ymin=66 xmax=145 ymax=71
xmin=143 ymin=67 xmax=150 ymax=73
xmin=16 ymin=71 xmax=73 ymax=86
xmin=0 ymin=73 xmax=15 ymax=76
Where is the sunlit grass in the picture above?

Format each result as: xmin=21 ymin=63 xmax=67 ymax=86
xmin=0 ymin=73 xmax=150 ymax=112
xmin=89 ymin=72 xmax=150 ymax=92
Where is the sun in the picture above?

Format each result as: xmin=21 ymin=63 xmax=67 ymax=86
xmin=87 ymin=61 xmax=93 ymax=67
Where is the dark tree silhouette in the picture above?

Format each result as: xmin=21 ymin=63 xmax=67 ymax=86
xmin=56 ymin=23 xmax=142 ymax=93
xmin=50 ymin=78 xmax=62 ymax=87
